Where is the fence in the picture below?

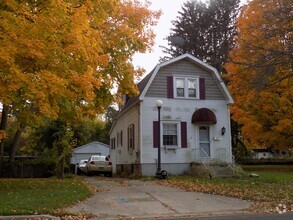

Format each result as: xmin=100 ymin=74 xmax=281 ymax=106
xmin=0 ymin=157 xmax=55 ymax=178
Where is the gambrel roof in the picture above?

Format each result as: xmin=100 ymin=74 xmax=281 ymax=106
xmin=140 ymin=53 xmax=233 ymax=103
xmin=118 ymin=53 xmax=233 ymax=117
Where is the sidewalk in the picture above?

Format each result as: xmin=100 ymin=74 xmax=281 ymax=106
xmin=64 ymin=177 xmax=253 ymax=219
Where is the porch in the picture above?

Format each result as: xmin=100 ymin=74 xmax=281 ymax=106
xmin=192 ymin=147 xmax=236 ymax=177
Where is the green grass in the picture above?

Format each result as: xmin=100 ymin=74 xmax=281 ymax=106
xmin=0 ymin=177 xmax=92 ymax=215
xmin=241 ymin=165 xmax=293 ymax=184
xmin=241 ymin=165 xmax=293 ymax=173
xmin=154 ymin=171 xmax=293 ymax=213
xmin=251 ymin=171 xmax=293 ymax=184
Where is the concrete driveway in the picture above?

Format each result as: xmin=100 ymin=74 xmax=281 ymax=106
xmin=64 ymin=177 xmax=252 ymax=219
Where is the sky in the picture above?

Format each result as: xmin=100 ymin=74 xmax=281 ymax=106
xmin=132 ymin=0 xmax=247 ymax=75
xmin=133 ymin=0 xmax=187 ymax=74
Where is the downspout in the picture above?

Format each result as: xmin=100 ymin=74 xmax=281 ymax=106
xmin=137 ymin=101 xmax=141 ymax=164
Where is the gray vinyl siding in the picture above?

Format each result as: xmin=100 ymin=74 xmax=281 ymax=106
xmin=146 ymin=59 xmax=225 ymax=100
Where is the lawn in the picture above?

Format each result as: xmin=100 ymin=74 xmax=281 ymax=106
xmin=0 ymin=177 xmax=93 ymax=215
xmin=1 ymin=167 xmax=292 ymax=216
xmin=241 ymin=165 xmax=293 ymax=173
xmin=154 ymin=168 xmax=293 ymax=213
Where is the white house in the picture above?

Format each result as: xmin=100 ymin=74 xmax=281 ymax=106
xmin=252 ymin=149 xmax=273 ymax=159
xmin=109 ymin=54 xmax=234 ymax=176
xmin=70 ymin=141 xmax=110 ymax=165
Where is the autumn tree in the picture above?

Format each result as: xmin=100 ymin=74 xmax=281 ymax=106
xmin=0 ymin=0 xmax=160 ymax=162
xmin=225 ymin=0 xmax=292 ymax=151
xmin=162 ymin=0 xmax=243 ymax=154
xmin=162 ymin=0 xmax=240 ymax=73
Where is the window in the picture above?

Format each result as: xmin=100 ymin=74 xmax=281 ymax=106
xmin=174 ymin=77 xmax=199 ymax=99
xmin=117 ymin=130 xmax=123 ymax=147
xmin=110 ymin=138 xmax=116 ymax=150
xmin=128 ymin=124 xmax=134 ymax=150
xmin=153 ymin=121 xmax=187 ymax=148
xmin=176 ymin=78 xmax=185 ymax=97
xmin=163 ymin=123 xmax=179 ymax=147
xmin=188 ymin=79 xmax=197 ymax=97
xmin=117 ymin=132 xmax=120 ymax=147
xmin=120 ymin=130 xmax=123 ymax=147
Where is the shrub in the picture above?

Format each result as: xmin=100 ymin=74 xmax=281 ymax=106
xmin=186 ymin=162 xmax=212 ymax=178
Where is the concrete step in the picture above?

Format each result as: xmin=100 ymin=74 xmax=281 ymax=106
xmin=207 ymin=165 xmax=235 ymax=177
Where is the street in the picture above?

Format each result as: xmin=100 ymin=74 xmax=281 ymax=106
xmin=163 ymin=212 xmax=293 ymax=220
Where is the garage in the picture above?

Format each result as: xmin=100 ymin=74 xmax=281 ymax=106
xmin=70 ymin=141 xmax=110 ymax=165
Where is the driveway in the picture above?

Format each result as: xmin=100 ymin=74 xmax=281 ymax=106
xmin=64 ymin=177 xmax=252 ymax=219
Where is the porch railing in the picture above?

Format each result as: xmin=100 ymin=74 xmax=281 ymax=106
xmin=193 ymin=147 xmax=235 ymax=166
xmin=192 ymin=147 xmax=237 ymax=175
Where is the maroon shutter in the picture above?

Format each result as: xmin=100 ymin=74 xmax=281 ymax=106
xmin=153 ymin=121 xmax=158 ymax=148
xmin=181 ymin=122 xmax=187 ymax=148
xmin=199 ymin=78 xmax=205 ymax=100
xmin=167 ymin=76 xmax=174 ymax=98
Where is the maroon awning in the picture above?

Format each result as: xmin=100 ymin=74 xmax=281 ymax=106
xmin=191 ymin=108 xmax=217 ymax=124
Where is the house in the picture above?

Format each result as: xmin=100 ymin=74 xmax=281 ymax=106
xmin=252 ymin=149 xmax=274 ymax=159
xmin=109 ymin=53 xmax=234 ymax=176
xmin=70 ymin=141 xmax=110 ymax=165
xmin=253 ymin=148 xmax=291 ymax=159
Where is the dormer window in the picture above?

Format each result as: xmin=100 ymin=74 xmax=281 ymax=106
xmin=174 ymin=77 xmax=199 ymax=99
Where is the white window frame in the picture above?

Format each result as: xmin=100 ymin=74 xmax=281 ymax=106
xmin=117 ymin=132 xmax=120 ymax=147
xmin=162 ymin=121 xmax=181 ymax=148
xmin=199 ymin=126 xmax=211 ymax=158
xmin=128 ymin=124 xmax=134 ymax=150
xmin=174 ymin=77 xmax=199 ymax=99
xmin=117 ymin=130 xmax=123 ymax=147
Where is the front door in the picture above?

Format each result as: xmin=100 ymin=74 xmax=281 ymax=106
xmin=199 ymin=126 xmax=210 ymax=158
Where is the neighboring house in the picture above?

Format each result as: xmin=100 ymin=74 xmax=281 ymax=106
xmin=253 ymin=149 xmax=274 ymax=159
xmin=70 ymin=141 xmax=110 ymax=165
xmin=109 ymin=53 xmax=234 ymax=176
xmin=253 ymin=148 xmax=291 ymax=159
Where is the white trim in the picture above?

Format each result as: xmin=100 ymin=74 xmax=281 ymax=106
xmin=139 ymin=103 xmax=143 ymax=160
xmin=127 ymin=124 xmax=135 ymax=151
xmin=161 ymin=121 xmax=181 ymax=149
xmin=139 ymin=53 xmax=234 ymax=104
xmin=174 ymin=76 xmax=200 ymax=99
xmin=199 ymin=125 xmax=211 ymax=158
xmin=139 ymin=64 xmax=160 ymax=99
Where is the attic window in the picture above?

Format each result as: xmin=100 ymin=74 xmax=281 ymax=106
xmin=174 ymin=77 xmax=199 ymax=99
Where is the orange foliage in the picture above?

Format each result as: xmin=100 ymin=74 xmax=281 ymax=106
xmin=0 ymin=0 xmax=160 ymax=128
xmin=225 ymin=0 xmax=292 ymax=150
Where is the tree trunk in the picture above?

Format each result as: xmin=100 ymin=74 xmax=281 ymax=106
xmin=56 ymin=157 xmax=65 ymax=178
xmin=9 ymin=123 xmax=25 ymax=161
xmin=0 ymin=104 xmax=9 ymax=158
xmin=0 ymin=104 xmax=9 ymax=175
xmin=60 ymin=157 xmax=65 ymax=178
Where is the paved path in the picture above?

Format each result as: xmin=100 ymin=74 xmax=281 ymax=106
xmin=64 ymin=177 xmax=252 ymax=219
